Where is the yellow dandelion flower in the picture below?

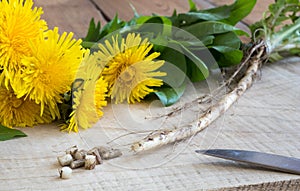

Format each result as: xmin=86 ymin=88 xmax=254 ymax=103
xmin=61 ymin=51 xmax=108 ymax=133
xmin=12 ymin=27 xmax=84 ymax=119
xmin=0 ymin=0 xmax=47 ymax=86
xmin=98 ymin=33 xmax=166 ymax=103
xmin=0 ymin=85 xmax=53 ymax=128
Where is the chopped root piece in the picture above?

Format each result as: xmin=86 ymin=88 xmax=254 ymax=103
xmin=85 ymin=155 xmax=97 ymax=170
xmin=96 ymin=146 xmax=122 ymax=160
xmin=57 ymin=154 xmax=73 ymax=166
xmin=65 ymin=145 xmax=78 ymax=157
xmin=59 ymin=167 xmax=72 ymax=179
xmin=87 ymin=148 xmax=102 ymax=165
xmin=74 ymin=149 xmax=87 ymax=160
xmin=70 ymin=159 xmax=85 ymax=169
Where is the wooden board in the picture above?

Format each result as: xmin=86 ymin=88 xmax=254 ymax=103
xmin=1 ymin=0 xmax=300 ymax=190
xmin=92 ymin=0 xmax=191 ymax=21
xmin=1 ymin=58 xmax=300 ymax=191
xmin=34 ymin=0 xmax=107 ymax=38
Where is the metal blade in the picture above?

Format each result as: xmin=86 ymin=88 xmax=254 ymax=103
xmin=196 ymin=149 xmax=300 ymax=175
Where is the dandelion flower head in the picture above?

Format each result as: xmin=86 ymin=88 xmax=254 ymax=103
xmin=0 ymin=0 xmax=47 ymax=86
xmin=12 ymin=27 xmax=84 ymax=119
xmin=98 ymin=33 xmax=166 ymax=104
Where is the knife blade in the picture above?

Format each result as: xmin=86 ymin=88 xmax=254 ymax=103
xmin=195 ymin=149 xmax=300 ymax=175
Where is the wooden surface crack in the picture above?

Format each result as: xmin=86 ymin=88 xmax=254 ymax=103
xmin=89 ymin=0 xmax=112 ymax=22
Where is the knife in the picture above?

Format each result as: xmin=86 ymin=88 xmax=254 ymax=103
xmin=195 ymin=149 xmax=300 ymax=175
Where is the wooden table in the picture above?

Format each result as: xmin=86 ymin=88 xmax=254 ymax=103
xmin=1 ymin=0 xmax=300 ymax=190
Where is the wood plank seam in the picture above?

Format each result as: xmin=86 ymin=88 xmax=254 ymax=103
xmin=89 ymin=0 xmax=111 ymax=22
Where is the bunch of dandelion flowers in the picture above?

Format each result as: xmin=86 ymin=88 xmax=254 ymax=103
xmin=12 ymin=27 xmax=84 ymax=119
xmin=0 ymin=0 xmax=47 ymax=87
xmin=61 ymin=51 xmax=108 ymax=133
xmin=98 ymin=33 xmax=166 ymax=104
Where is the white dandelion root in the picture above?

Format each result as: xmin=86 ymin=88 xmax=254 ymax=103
xmin=131 ymin=45 xmax=266 ymax=152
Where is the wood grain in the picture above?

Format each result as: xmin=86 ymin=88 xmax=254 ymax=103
xmin=1 ymin=1 xmax=299 ymax=190
xmin=91 ymin=0 xmax=217 ymax=21
xmin=34 ymin=0 xmax=107 ymax=38
xmin=222 ymin=179 xmax=300 ymax=191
